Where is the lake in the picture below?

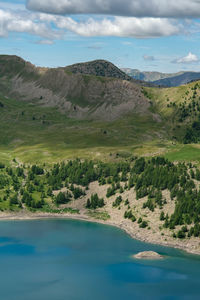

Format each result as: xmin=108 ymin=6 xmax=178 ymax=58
xmin=0 ymin=219 xmax=200 ymax=300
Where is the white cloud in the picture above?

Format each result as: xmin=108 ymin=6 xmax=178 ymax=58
xmin=40 ymin=15 xmax=181 ymax=38
xmin=143 ymin=55 xmax=155 ymax=61
xmin=173 ymin=52 xmax=199 ymax=64
xmin=26 ymin=0 xmax=200 ymax=18
xmin=0 ymin=8 xmax=62 ymax=40
xmin=0 ymin=4 xmax=195 ymax=41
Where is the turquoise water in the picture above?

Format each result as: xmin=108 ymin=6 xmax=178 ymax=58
xmin=0 ymin=220 xmax=200 ymax=300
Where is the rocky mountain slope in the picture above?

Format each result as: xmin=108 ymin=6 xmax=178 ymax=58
xmin=0 ymin=55 xmax=151 ymax=121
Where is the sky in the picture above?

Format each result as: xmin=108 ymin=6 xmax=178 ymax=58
xmin=1 ymin=0 xmax=200 ymax=72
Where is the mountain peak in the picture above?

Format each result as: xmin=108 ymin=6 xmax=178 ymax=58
xmin=65 ymin=59 xmax=132 ymax=81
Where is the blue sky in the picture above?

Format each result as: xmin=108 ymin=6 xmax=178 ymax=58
xmin=1 ymin=0 xmax=200 ymax=72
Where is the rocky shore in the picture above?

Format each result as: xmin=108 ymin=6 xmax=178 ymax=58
xmin=0 ymin=209 xmax=200 ymax=256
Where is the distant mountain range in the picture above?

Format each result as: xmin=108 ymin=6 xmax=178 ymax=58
xmin=122 ymin=68 xmax=200 ymax=87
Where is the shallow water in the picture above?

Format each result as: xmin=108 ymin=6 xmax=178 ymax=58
xmin=0 ymin=219 xmax=199 ymax=300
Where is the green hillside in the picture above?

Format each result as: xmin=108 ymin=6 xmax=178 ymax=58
xmin=144 ymin=81 xmax=200 ymax=141
xmin=0 ymin=93 xmax=166 ymax=164
xmin=0 ymin=55 xmax=200 ymax=164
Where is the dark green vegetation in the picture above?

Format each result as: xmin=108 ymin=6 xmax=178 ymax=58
xmin=86 ymin=194 xmax=105 ymax=209
xmin=66 ymin=59 xmax=132 ymax=81
xmin=112 ymin=195 xmax=123 ymax=207
xmin=129 ymin=157 xmax=200 ymax=238
xmin=0 ymin=158 xmax=131 ymax=212
xmin=1 ymin=156 xmax=200 ymax=240
xmin=124 ymin=210 xmax=136 ymax=222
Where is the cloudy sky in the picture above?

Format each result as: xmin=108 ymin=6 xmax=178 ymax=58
xmin=1 ymin=0 xmax=200 ymax=72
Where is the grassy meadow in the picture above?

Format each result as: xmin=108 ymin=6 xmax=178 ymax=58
xmin=0 ymin=94 xmax=169 ymax=164
xmin=1 ymin=80 xmax=200 ymax=164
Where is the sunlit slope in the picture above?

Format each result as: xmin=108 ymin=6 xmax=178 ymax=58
xmin=144 ymin=81 xmax=200 ymax=141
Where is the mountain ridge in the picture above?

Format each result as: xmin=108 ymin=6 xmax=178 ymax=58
xmin=0 ymin=55 xmax=151 ymax=121
xmin=153 ymin=72 xmax=200 ymax=87
xmin=65 ymin=59 xmax=133 ymax=81
xmin=122 ymin=67 xmax=200 ymax=87
xmin=121 ymin=68 xmax=184 ymax=82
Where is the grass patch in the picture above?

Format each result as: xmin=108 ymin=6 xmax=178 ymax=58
xmin=87 ymin=210 xmax=110 ymax=221
xmin=0 ymin=95 xmax=167 ymax=163
xmin=165 ymin=144 xmax=200 ymax=162
xmin=29 ymin=206 xmax=80 ymax=214
xmin=1 ymin=83 xmax=200 ymax=163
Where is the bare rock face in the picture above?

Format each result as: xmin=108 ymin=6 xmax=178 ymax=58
xmin=0 ymin=55 xmax=156 ymax=121
xmin=133 ymin=251 xmax=163 ymax=260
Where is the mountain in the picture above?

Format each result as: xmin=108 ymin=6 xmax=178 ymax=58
xmin=66 ymin=60 xmax=133 ymax=81
xmin=2 ymin=55 xmax=200 ymax=164
xmin=122 ymin=68 xmax=184 ymax=82
xmin=0 ymin=55 xmax=150 ymax=121
xmin=152 ymin=72 xmax=200 ymax=87
xmin=67 ymin=60 xmax=154 ymax=87
xmin=122 ymin=67 xmax=200 ymax=87
xmin=0 ymin=55 xmax=167 ymax=163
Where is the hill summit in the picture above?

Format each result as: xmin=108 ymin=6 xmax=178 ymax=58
xmin=0 ymin=55 xmax=151 ymax=121
xmin=65 ymin=59 xmax=132 ymax=81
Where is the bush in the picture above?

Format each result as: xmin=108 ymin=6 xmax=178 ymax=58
xmin=86 ymin=194 xmax=105 ymax=209
xmin=31 ymin=165 xmax=44 ymax=175
xmin=177 ymin=230 xmax=186 ymax=239
xmin=160 ymin=211 xmax=165 ymax=221
xmin=106 ymin=184 xmax=116 ymax=198
xmin=112 ymin=196 xmax=122 ymax=207
xmin=55 ymin=192 xmax=71 ymax=204
xmin=72 ymin=187 xmax=85 ymax=199
xmin=131 ymin=215 xmax=136 ymax=222
xmin=139 ymin=221 xmax=148 ymax=228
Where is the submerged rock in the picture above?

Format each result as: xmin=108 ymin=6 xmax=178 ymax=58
xmin=133 ymin=251 xmax=163 ymax=260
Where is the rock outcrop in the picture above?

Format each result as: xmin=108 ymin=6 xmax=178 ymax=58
xmin=133 ymin=251 xmax=163 ymax=260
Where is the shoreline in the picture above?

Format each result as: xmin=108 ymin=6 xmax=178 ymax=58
xmin=0 ymin=211 xmax=200 ymax=256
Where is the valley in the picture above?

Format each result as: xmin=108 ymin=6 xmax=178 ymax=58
xmin=1 ymin=55 xmax=200 ymax=255
xmin=1 ymin=55 xmax=200 ymax=163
